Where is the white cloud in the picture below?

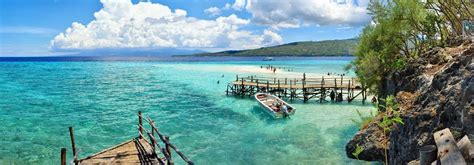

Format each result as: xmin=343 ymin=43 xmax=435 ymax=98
xmin=223 ymin=3 xmax=231 ymax=10
xmin=245 ymin=0 xmax=371 ymax=29
xmin=204 ymin=7 xmax=221 ymax=17
xmin=50 ymin=0 xmax=282 ymax=51
xmin=232 ymin=0 xmax=246 ymax=10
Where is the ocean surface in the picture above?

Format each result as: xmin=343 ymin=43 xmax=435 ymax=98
xmin=0 ymin=56 xmax=375 ymax=164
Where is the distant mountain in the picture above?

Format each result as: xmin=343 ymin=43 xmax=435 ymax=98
xmin=188 ymin=38 xmax=358 ymax=57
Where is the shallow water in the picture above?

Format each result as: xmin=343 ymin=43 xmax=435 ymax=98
xmin=0 ymin=57 xmax=375 ymax=164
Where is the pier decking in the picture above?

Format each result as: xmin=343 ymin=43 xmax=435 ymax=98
xmin=226 ymin=74 xmax=368 ymax=103
xmin=61 ymin=112 xmax=193 ymax=165
xmin=78 ymin=138 xmax=159 ymax=164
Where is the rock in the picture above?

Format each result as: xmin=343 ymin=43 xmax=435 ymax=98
xmin=345 ymin=120 xmax=386 ymax=161
xmin=346 ymin=42 xmax=474 ymax=164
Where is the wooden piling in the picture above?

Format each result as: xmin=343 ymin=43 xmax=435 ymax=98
xmin=277 ymin=80 xmax=281 ymax=97
xmin=256 ymin=80 xmax=259 ymax=92
xmin=266 ymin=81 xmax=269 ymax=93
xmin=347 ymin=80 xmax=351 ymax=102
xmin=61 ymin=148 xmax=66 ymax=165
xmin=289 ymin=80 xmax=293 ymax=101
xmin=241 ymin=78 xmax=244 ymax=98
xmin=69 ymin=127 xmax=78 ymax=165
xmin=320 ymin=77 xmax=324 ymax=103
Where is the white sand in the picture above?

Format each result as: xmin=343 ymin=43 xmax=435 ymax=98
xmin=168 ymin=64 xmax=334 ymax=79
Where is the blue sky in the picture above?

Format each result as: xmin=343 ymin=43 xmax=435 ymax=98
xmin=0 ymin=0 xmax=371 ymax=56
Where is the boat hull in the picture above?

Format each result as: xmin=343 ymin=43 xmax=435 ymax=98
xmin=254 ymin=93 xmax=296 ymax=118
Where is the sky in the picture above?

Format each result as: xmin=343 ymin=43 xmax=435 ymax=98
xmin=0 ymin=0 xmax=372 ymax=57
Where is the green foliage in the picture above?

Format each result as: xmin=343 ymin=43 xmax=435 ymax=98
xmin=351 ymin=110 xmax=375 ymax=130
xmin=192 ymin=39 xmax=358 ymax=57
xmin=350 ymin=0 xmax=474 ymax=95
xmin=378 ymin=95 xmax=404 ymax=131
xmin=352 ymin=144 xmax=364 ymax=160
xmin=378 ymin=115 xmax=404 ymax=132
xmin=377 ymin=95 xmax=404 ymax=165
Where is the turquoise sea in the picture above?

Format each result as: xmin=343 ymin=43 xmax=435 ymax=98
xmin=0 ymin=57 xmax=374 ymax=164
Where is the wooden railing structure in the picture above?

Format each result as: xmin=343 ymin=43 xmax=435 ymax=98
xmin=61 ymin=111 xmax=193 ymax=165
xmin=226 ymin=73 xmax=368 ymax=103
xmin=136 ymin=111 xmax=194 ymax=165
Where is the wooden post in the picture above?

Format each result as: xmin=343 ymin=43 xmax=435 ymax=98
xmin=320 ymin=77 xmax=324 ymax=103
xmin=419 ymin=145 xmax=437 ymax=165
xmin=266 ymin=81 xmax=269 ymax=93
xmin=277 ymin=80 xmax=281 ymax=97
xmin=241 ymin=78 xmax=244 ymax=98
xmin=340 ymin=76 xmax=343 ymax=97
xmin=61 ymin=148 xmax=66 ymax=165
xmin=290 ymin=80 xmax=293 ymax=101
xmin=433 ymin=128 xmax=466 ymax=164
xmin=251 ymin=76 xmax=253 ymax=82
xmin=226 ymin=85 xmax=229 ymax=95
xmin=347 ymin=80 xmax=351 ymax=102
xmin=273 ymin=78 xmax=276 ymax=84
xmin=302 ymin=77 xmax=307 ymax=103
xmin=138 ymin=111 xmax=143 ymax=139
xmin=236 ymin=75 xmax=238 ymax=81
xmin=150 ymin=120 xmax=156 ymax=151
xmin=285 ymin=78 xmax=287 ymax=85
xmin=69 ymin=127 xmax=78 ymax=165
xmin=256 ymin=80 xmax=259 ymax=92
xmin=165 ymin=136 xmax=174 ymax=165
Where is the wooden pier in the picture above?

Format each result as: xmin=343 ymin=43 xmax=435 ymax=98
xmin=61 ymin=111 xmax=193 ymax=165
xmin=226 ymin=74 xmax=368 ymax=103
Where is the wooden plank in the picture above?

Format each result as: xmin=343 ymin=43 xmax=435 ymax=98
xmin=433 ymin=128 xmax=467 ymax=165
xmin=456 ymin=135 xmax=473 ymax=162
xmin=79 ymin=138 xmax=159 ymax=164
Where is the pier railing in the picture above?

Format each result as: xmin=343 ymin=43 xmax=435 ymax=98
xmin=137 ymin=111 xmax=194 ymax=165
xmin=232 ymin=74 xmax=361 ymax=89
xmin=61 ymin=112 xmax=193 ymax=165
xmin=227 ymin=74 xmax=368 ymax=103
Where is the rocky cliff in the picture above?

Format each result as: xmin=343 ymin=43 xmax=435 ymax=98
xmin=345 ymin=41 xmax=474 ymax=164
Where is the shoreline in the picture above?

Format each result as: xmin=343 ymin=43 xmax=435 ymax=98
xmin=0 ymin=55 xmax=355 ymax=62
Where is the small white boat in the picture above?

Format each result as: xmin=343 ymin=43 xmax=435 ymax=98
xmin=255 ymin=93 xmax=296 ymax=118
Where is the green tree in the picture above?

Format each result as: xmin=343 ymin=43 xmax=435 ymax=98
xmin=350 ymin=0 xmax=473 ymax=98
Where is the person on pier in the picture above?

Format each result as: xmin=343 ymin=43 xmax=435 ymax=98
xmin=371 ymin=96 xmax=377 ymax=103
xmin=330 ymin=90 xmax=335 ymax=101
xmin=337 ymin=93 xmax=343 ymax=102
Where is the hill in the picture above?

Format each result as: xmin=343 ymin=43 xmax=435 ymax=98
xmin=190 ymin=38 xmax=358 ymax=57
